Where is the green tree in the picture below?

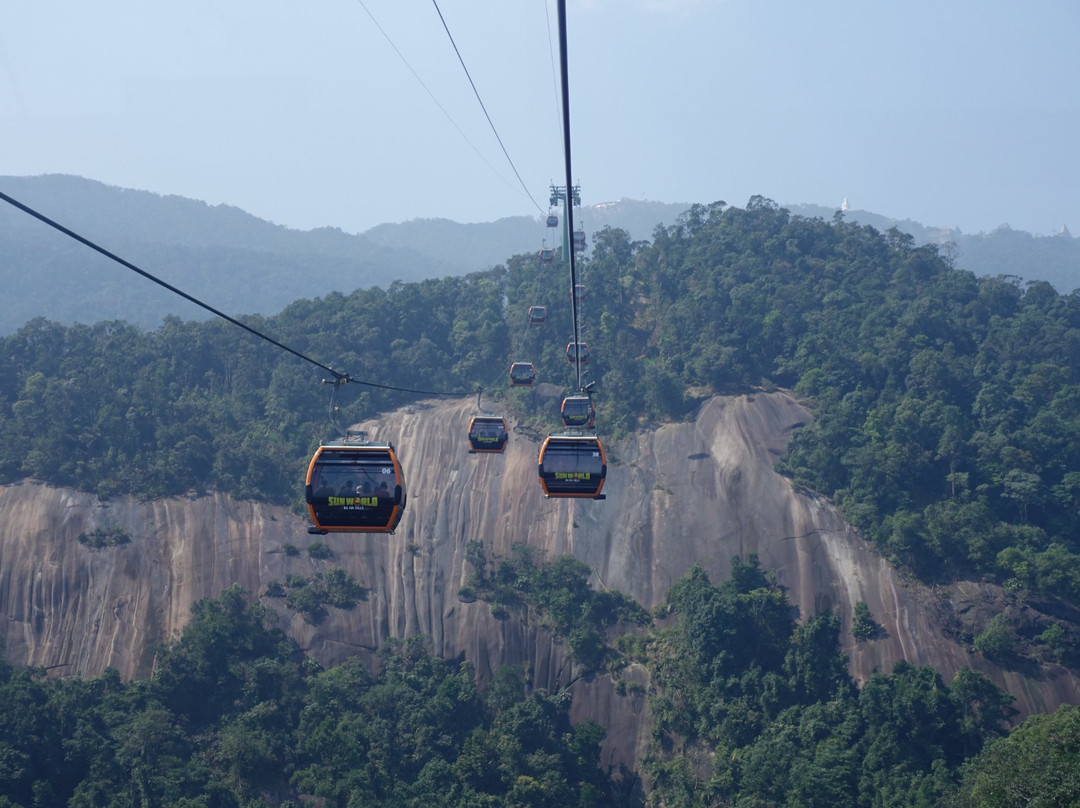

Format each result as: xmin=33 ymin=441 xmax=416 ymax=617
xmin=950 ymin=704 xmax=1080 ymax=807
xmin=974 ymin=614 xmax=1014 ymax=660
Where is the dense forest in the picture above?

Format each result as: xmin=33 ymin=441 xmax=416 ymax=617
xmin=2 ymin=553 xmax=1051 ymax=807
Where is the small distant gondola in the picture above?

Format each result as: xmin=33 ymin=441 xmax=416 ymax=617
xmin=560 ymin=395 xmax=595 ymax=428
xmin=527 ymin=305 xmax=548 ymax=325
xmin=572 ymin=284 xmax=588 ymax=302
xmin=546 ymin=214 xmax=559 ymax=228
xmin=566 ymin=342 xmax=590 ymax=364
xmin=510 ymin=362 xmax=537 ymax=386
xmin=572 ymin=230 xmax=586 ymax=250
xmin=538 ymin=434 xmax=607 ymax=499
xmin=538 ymin=248 xmax=555 ymax=265
xmin=468 ymin=415 xmax=508 ymax=453
xmin=305 ymin=441 xmax=406 ymax=533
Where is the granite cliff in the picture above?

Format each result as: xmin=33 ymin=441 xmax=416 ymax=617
xmin=2 ymin=391 xmax=1078 ymax=769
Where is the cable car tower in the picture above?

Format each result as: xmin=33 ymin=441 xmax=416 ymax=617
xmin=549 ymin=183 xmax=581 ymax=267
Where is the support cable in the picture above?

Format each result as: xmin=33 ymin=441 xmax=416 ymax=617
xmin=430 ymin=0 xmax=546 ymax=215
xmin=556 ymin=0 xmax=582 ymax=392
xmin=354 ymin=0 xmax=518 ymax=198
xmin=543 ymin=0 xmax=564 ymax=141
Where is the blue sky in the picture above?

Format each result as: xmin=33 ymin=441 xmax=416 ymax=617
xmin=2 ymin=0 xmax=1077 ymax=236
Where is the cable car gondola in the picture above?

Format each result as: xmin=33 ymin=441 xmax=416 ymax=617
xmin=305 ymin=440 xmax=406 ymax=533
xmin=527 ymin=305 xmax=548 ymax=325
xmin=572 ymin=230 xmax=586 ymax=250
xmin=538 ymin=434 xmax=607 ymax=499
xmin=560 ymin=394 xmax=595 ymax=428
xmin=566 ymin=342 xmax=589 ymax=364
xmin=468 ymin=415 xmax=508 ymax=453
xmin=538 ymin=248 xmax=555 ymax=265
xmin=546 ymin=214 xmax=559 ymax=228
xmin=510 ymin=362 xmax=537 ymax=386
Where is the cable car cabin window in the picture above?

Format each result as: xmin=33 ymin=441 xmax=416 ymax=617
xmin=468 ymin=416 xmax=508 ymax=453
xmin=566 ymin=342 xmax=589 ymax=364
xmin=538 ymin=435 xmax=606 ymax=498
xmin=305 ymin=444 xmax=406 ymax=533
xmin=510 ymin=362 xmax=536 ymax=386
xmin=527 ymin=306 xmax=548 ymax=325
xmin=560 ymin=395 xmax=595 ymax=428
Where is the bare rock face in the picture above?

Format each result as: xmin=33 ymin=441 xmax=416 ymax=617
xmin=2 ymin=392 xmax=1079 ymax=769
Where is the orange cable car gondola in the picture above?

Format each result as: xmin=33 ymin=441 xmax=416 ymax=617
xmin=566 ymin=341 xmax=589 ymax=364
xmin=305 ymin=439 xmax=406 ymax=534
xmin=510 ymin=361 xmax=537 ymax=386
xmin=527 ymin=305 xmax=548 ymax=325
xmin=468 ymin=415 xmax=508 ymax=453
xmin=560 ymin=394 xmax=595 ymax=428
xmin=538 ymin=434 xmax=607 ymax=499
xmin=538 ymin=248 xmax=555 ymax=265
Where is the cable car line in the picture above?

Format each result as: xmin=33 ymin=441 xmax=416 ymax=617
xmin=0 ymin=189 xmax=470 ymax=400
xmin=556 ymin=0 xmax=583 ymax=395
xmin=543 ymin=0 xmax=564 ymax=141
xmin=429 ymin=0 xmax=545 ymax=216
xmin=353 ymin=0 xmax=518 ymax=200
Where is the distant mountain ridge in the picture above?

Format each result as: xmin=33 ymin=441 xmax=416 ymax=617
xmin=0 ymin=175 xmax=465 ymax=334
xmin=789 ymin=203 xmax=1080 ymax=293
xmin=2 ymin=175 xmax=1077 ymax=334
xmin=360 ymin=198 xmax=691 ymax=262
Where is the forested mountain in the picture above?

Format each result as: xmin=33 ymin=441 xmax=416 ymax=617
xmin=4 ymin=194 xmax=1080 ymax=804
xmin=4 ymin=175 xmax=1077 ymax=337
xmin=791 ymin=203 xmax=1080 ymax=293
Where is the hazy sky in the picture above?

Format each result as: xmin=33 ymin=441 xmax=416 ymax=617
xmin=2 ymin=0 xmax=1077 ymax=236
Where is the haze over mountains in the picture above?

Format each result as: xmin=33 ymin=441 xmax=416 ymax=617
xmin=2 ymin=174 xmax=1077 ymax=335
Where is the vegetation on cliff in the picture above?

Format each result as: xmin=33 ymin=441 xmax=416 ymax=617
xmin=0 ymin=585 xmax=615 ymax=808
xmin=463 ymin=542 xmax=650 ymax=675
xmin=642 ymin=557 xmax=1016 ymax=807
